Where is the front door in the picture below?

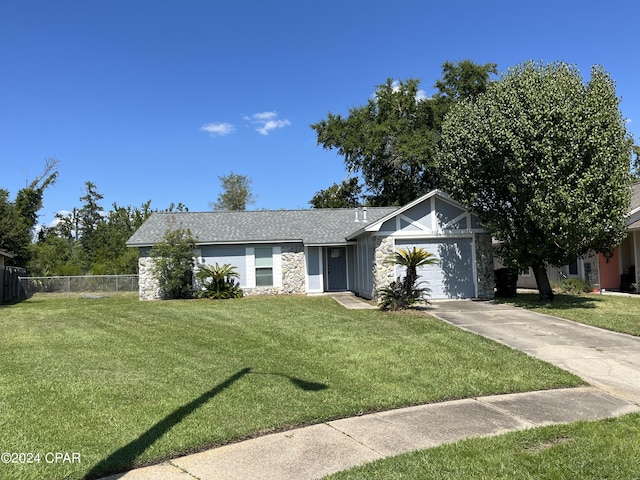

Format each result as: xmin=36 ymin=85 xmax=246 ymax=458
xmin=326 ymin=247 xmax=347 ymax=291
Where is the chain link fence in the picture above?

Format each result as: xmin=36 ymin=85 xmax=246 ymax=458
xmin=19 ymin=275 xmax=139 ymax=298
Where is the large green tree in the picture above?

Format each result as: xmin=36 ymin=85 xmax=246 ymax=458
xmin=14 ymin=158 xmax=59 ymax=232
xmin=78 ymin=181 xmax=105 ymax=261
xmin=311 ymin=61 xmax=497 ymax=206
xmin=0 ymin=189 xmax=30 ymax=266
xmin=312 ymin=78 xmax=436 ymax=206
xmin=0 ymin=159 xmax=59 ymax=267
xmin=210 ymin=172 xmax=256 ymax=211
xmin=309 ymin=178 xmax=362 ymax=208
xmin=439 ymin=61 xmax=633 ymax=301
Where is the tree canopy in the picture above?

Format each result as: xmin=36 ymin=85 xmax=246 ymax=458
xmin=311 ymin=60 xmax=497 ymax=206
xmin=309 ymin=178 xmax=362 ymax=208
xmin=0 ymin=159 xmax=59 ymax=267
xmin=438 ymin=61 xmax=633 ymax=301
xmin=32 ymin=183 xmax=154 ymax=276
xmin=210 ymin=172 xmax=256 ymax=211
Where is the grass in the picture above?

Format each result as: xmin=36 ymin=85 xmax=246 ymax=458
xmin=324 ymin=413 xmax=640 ymax=479
xmin=0 ymin=295 xmax=582 ymax=479
xmin=496 ymin=292 xmax=640 ymax=336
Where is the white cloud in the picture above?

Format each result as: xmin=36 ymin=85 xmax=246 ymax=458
xmin=377 ymin=80 xmax=429 ymax=102
xmin=47 ymin=210 xmax=70 ymax=228
xmin=251 ymin=111 xmax=277 ymax=121
xmin=200 ymin=122 xmax=235 ymax=137
xmin=415 ymin=89 xmax=428 ymax=101
xmin=245 ymin=111 xmax=291 ymax=135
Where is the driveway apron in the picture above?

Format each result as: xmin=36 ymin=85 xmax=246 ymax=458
xmin=427 ymin=300 xmax=640 ymax=404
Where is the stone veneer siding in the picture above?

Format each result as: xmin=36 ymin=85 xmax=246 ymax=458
xmin=138 ymin=256 xmax=161 ymax=300
xmin=474 ymin=233 xmax=495 ymax=299
xmin=139 ymin=245 xmax=306 ymax=300
xmin=372 ymin=235 xmax=395 ymax=298
xmin=243 ymin=245 xmax=306 ymax=296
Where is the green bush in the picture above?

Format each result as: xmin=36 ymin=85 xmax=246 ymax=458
xmin=556 ymin=278 xmax=593 ymax=295
xmin=195 ymin=263 xmax=243 ymax=299
xmin=377 ymin=278 xmax=429 ymax=311
xmin=150 ymin=228 xmax=196 ymax=299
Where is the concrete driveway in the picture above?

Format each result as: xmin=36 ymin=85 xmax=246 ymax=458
xmin=427 ymin=299 xmax=640 ymax=404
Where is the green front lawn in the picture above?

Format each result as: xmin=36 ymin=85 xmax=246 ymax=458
xmin=0 ymin=295 xmax=582 ymax=479
xmin=325 ymin=413 xmax=640 ymax=479
xmin=497 ymin=292 xmax=640 ymax=336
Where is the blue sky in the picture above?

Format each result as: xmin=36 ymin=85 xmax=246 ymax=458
xmin=1 ymin=0 xmax=639 ymax=227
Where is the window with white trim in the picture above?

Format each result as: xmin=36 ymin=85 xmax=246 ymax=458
xmin=255 ymin=247 xmax=273 ymax=286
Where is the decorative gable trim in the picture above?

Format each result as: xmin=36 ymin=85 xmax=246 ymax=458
xmin=347 ymin=189 xmax=473 ymax=240
xmin=397 ymin=214 xmax=430 ymax=232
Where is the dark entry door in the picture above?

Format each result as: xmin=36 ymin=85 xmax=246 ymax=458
xmin=326 ymin=247 xmax=347 ymax=291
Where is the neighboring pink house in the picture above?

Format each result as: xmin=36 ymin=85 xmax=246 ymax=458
xmin=598 ymin=182 xmax=640 ymax=291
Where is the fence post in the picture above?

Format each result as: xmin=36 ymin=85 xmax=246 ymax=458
xmin=67 ymin=277 xmax=71 ymax=297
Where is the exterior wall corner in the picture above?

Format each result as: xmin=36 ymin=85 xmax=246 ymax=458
xmin=138 ymin=255 xmax=161 ymax=300
xmin=372 ymin=235 xmax=395 ymax=299
xmin=474 ymin=233 xmax=495 ymax=299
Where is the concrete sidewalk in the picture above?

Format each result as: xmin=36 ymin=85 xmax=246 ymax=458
xmin=103 ymin=300 xmax=640 ymax=480
xmin=330 ymin=292 xmax=378 ymax=309
xmin=103 ymin=387 xmax=637 ymax=480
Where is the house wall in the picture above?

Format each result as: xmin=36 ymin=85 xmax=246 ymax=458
xmin=365 ymin=195 xmax=494 ymax=300
xmin=599 ymin=250 xmax=620 ymax=290
xmin=138 ymin=247 xmax=161 ymax=300
xmin=305 ymin=246 xmax=323 ymax=293
xmin=137 ymin=242 xmax=306 ymax=300
xmin=347 ymin=244 xmax=356 ymax=290
xmin=243 ymin=244 xmax=305 ymax=295
xmin=352 ymin=234 xmax=376 ymax=298
xmin=619 ymin=233 xmax=636 ymax=284
xmin=197 ymin=245 xmax=247 ymax=283
xmin=372 ymin=235 xmax=395 ymax=298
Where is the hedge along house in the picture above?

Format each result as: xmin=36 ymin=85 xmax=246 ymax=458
xmin=126 ymin=190 xmax=495 ymax=300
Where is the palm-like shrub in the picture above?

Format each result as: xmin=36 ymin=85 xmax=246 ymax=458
xmin=377 ymin=247 xmax=438 ymax=310
xmin=195 ymin=263 xmax=243 ymax=299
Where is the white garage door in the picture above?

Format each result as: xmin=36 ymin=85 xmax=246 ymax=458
xmin=395 ymin=238 xmax=475 ymax=299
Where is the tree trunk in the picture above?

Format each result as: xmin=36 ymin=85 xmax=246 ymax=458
xmin=532 ymin=263 xmax=554 ymax=302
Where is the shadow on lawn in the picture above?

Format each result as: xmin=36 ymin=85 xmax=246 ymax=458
xmin=87 ymin=368 xmax=327 ymax=479
xmin=496 ymin=292 xmax=603 ymax=310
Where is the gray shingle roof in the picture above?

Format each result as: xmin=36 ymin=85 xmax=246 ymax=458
xmin=126 ymin=207 xmax=399 ymax=247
